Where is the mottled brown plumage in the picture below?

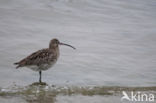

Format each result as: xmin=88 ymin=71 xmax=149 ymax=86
xmin=14 ymin=38 xmax=75 ymax=83
xmin=14 ymin=48 xmax=58 ymax=69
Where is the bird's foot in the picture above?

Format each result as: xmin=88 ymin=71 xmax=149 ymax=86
xmin=31 ymin=82 xmax=47 ymax=86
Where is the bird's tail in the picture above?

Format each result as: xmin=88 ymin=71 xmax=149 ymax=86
xmin=14 ymin=62 xmax=19 ymax=65
xmin=14 ymin=62 xmax=20 ymax=69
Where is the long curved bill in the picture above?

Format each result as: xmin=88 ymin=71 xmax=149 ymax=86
xmin=59 ymin=42 xmax=76 ymax=49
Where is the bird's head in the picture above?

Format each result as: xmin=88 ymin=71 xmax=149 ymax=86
xmin=49 ymin=38 xmax=76 ymax=49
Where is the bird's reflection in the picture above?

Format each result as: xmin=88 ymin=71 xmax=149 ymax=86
xmin=23 ymin=82 xmax=56 ymax=103
xmin=24 ymin=92 xmax=56 ymax=103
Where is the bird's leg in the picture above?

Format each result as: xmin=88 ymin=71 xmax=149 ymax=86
xmin=39 ymin=71 xmax=42 ymax=83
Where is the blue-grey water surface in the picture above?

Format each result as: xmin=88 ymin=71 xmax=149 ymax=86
xmin=0 ymin=0 xmax=156 ymax=88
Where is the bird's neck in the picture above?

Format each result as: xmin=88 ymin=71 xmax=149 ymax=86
xmin=49 ymin=46 xmax=59 ymax=51
xmin=49 ymin=46 xmax=60 ymax=58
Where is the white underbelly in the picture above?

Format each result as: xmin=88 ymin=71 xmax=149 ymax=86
xmin=27 ymin=61 xmax=56 ymax=71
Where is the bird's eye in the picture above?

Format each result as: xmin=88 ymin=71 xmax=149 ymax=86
xmin=56 ymin=40 xmax=59 ymax=44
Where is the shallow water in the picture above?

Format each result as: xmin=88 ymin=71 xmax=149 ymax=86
xmin=0 ymin=85 xmax=155 ymax=103
xmin=0 ymin=0 xmax=156 ymax=88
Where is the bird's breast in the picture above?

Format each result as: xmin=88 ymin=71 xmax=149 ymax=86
xmin=39 ymin=61 xmax=57 ymax=71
